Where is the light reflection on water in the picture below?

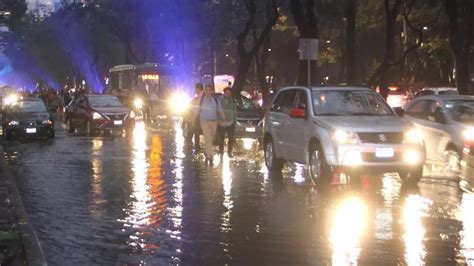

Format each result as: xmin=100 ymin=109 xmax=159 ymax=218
xmin=221 ymin=155 xmax=234 ymax=233
xmin=402 ymin=195 xmax=431 ymax=266
xmin=168 ymin=122 xmax=184 ymax=240
xmin=460 ymin=193 xmax=474 ymax=263
xmin=91 ymin=139 xmax=104 ymax=217
xmin=330 ymin=197 xmax=367 ymax=266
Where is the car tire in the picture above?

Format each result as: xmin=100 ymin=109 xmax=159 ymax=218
xmin=66 ymin=119 xmax=75 ymax=133
xmin=444 ymin=148 xmax=461 ymax=174
xmin=307 ymin=141 xmax=332 ymax=185
xmin=264 ymin=137 xmax=284 ymax=172
xmin=399 ymin=165 xmax=423 ymax=185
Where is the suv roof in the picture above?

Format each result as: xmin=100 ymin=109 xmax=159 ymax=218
xmin=278 ymin=85 xmax=371 ymax=91
xmin=422 ymin=87 xmax=457 ymax=92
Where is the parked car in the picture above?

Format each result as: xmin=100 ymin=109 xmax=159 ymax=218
xmin=64 ymin=94 xmax=134 ymax=135
xmin=399 ymin=95 xmax=474 ymax=172
xmin=263 ymin=86 xmax=425 ymax=184
xmin=412 ymin=87 xmax=458 ymax=99
xmin=2 ymin=97 xmax=55 ymax=140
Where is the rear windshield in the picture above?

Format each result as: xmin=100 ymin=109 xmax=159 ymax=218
xmin=8 ymin=101 xmax=47 ymax=113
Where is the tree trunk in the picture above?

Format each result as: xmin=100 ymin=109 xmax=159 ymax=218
xmin=368 ymin=0 xmax=402 ymax=99
xmin=345 ymin=0 xmax=357 ymax=84
xmin=290 ymin=0 xmax=320 ymax=86
xmin=233 ymin=56 xmax=253 ymax=95
xmin=445 ymin=0 xmax=473 ymax=95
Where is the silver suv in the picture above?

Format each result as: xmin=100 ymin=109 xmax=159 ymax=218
xmin=263 ymin=86 xmax=425 ymax=184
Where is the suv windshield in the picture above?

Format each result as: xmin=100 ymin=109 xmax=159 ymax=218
xmin=446 ymin=100 xmax=474 ymax=124
xmin=312 ymin=90 xmax=393 ymax=116
xmin=88 ymin=96 xmax=123 ymax=108
xmin=237 ymin=96 xmax=259 ymax=110
xmin=8 ymin=100 xmax=47 ymax=113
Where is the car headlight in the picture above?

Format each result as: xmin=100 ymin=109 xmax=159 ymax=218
xmin=169 ymin=93 xmax=190 ymax=114
xmin=405 ymin=128 xmax=423 ymax=144
xmin=333 ymin=130 xmax=358 ymax=144
xmin=5 ymin=94 xmax=18 ymax=105
xmin=92 ymin=112 xmax=103 ymax=120
xmin=8 ymin=120 xmax=19 ymax=126
xmin=42 ymin=119 xmax=53 ymax=125
xmin=463 ymin=128 xmax=474 ymax=141
xmin=134 ymin=98 xmax=143 ymax=109
xmin=129 ymin=110 xmax=136 ymax=119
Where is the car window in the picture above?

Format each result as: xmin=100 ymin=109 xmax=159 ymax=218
xmin=7 ymin=101 xmax=47 ymax=113
xmin=88 ymin=96 xmax=123 ymax=108
xmin=237 ymin=95 xmax=259 ymax=110
xmin=270 ymin=90 xmax=297 ymax=114
xmin=414 ymin=90 xmax=433 ymax=98
xmin=296 ymin=90 xmax=308 ymax=111
xmin=446 ymin=100 xmax=474 ymax=124
xmin=406 ymin=100 xmax=438 ymax=120
xmin=311 ymin=90 xmax=393 ymax=116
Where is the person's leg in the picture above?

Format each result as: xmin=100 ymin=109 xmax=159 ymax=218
xmin=218 ymin=126 xmax=225 ymax=155
xmin=209 ymin=121 xmax=218 ymax=159
xmin=201 ymin=120 xmax=213 ymax=159
xmin=193 ymin=131 xmax=200 ymax=151
xmin=228 ymin=123 xmax=236 ymax=156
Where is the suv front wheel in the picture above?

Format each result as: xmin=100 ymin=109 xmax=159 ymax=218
xmin=264 ymin=138 xmax=284 ymax=172
xmin=308 ymin=142 xmax=332 ymax=185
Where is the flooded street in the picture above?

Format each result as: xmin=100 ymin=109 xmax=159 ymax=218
xmin=3 ymin=121 xmax=474 ymax=265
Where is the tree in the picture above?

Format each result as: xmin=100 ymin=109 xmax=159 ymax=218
xmin=232 ymin=0 xmax=280 ymax=96
xmin=344 ymin=0 xmax=357 ymax=84
xmin=289 ymin=0 xmax=319 ymax=85
xmin=0 ymin=0 xmax=27 ymax=31
xmin=444 ymin=0 xmax=473 ymax=95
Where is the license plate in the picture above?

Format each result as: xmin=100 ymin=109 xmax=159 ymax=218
xmin=245 ymin=127 xmax=256 ymax=132
xmin=26 ymin=128 xmax=37 ymax=134
xmin=375 ymin=147 xmax=394 ymax=158
xmin=114 ymin=120 xmax=123 ymax=125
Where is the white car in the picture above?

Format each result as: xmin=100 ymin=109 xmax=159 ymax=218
xmin=400 ymin=94 xmax=474 ymax=172
xmin=263 ymin=86 xmax=425 ymax=184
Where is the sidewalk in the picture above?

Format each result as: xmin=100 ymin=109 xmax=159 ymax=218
xmin=0 ymin=145 xmax=47 ymax=265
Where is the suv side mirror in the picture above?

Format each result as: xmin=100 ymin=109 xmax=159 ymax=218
xmin=393 ymin=107 xmax=405 ymax=117
xmin=289 ymin=108 xmax=306 ymax=119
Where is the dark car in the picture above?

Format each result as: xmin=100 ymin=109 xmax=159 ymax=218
xmin=64 ymin=94 xmax=133 ymax=135
xmin=216 ymin=94 xmax=264 ymax=139
xmin=2 ymin=97 xmax=55 ymax=140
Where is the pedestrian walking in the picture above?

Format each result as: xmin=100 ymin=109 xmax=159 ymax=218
xmin=218 ymin=87 xmax=237 ymax=157
xmin=185 ymin=83 xmax=204 ymax=151
xmin=196 ymin=85 xmax=226 ymax=163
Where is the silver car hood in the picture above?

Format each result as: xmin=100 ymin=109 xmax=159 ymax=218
xmin=315 ymin=115 xmax=408 ymax=132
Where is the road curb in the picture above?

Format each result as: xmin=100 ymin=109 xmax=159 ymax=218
xmin=1 ymin=146 xmax=47 ymax=266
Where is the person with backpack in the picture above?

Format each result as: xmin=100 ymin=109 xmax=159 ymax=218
xmin=218 ymin=87 xmax=237 ymax=157
xmin=197 ymin=85 xmax=226 ymax=163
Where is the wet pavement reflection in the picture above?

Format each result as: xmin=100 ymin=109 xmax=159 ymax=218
xmin=2 ymin=120 xmax=474 ymax=265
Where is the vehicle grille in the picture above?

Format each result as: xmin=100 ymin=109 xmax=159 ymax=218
xmin=106 ymin=114 xmax=126 ymax=120
xmin=361 ymin=152 xmax=402 ymax=162
xmin=20 ymin=121 xmax=38 ymax=127
xmin=357 ymin=132 xmax=404 ymax=144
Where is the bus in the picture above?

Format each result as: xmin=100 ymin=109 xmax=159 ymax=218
xmin=108 ymin=63 xmax=181 ymax=102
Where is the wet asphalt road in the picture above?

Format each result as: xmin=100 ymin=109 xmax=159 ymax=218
xmin=2 ymin=119 xmax=474 ymax=265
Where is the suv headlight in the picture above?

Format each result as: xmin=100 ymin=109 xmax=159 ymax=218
xmin=463 ymin=128 xmax=474 ymax=141
xmin=134 ymin=98 xmax=143 ymax=109
xmin=333 ymin=130 xmax=358 ymax=144
xmin=92 ymin=112 xmax=103 ymax=120
xmin=8 ymin=120 xmax=19 ymax=126
xmin=405 ymin=128 xmax=423 ymax=143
